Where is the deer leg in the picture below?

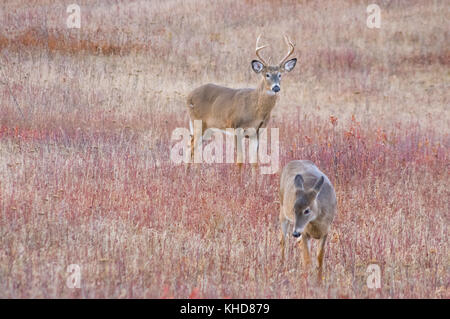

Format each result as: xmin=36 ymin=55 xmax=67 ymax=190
xmin=280 ymin=218 xmax=289 ymax=264
xmin=188 ymin=120 xmax=194 ymax=163
xmin=250 ymin=132 xmax=258 ymax=168
xmin=234 ymin=128 xmax=250 ymax=172
xmin=236 ymin=134 xmax=244 ymax=171
xmin=192 ymin=134 xmax=203 ymax=164
xmin=317 ymin=235 xmax=327 ymax=281
xmin=251 ymin=138 xmax=258 ymax=182
xmin=189 ymin=134 xmax=194 ymax=163
xmin=191 ymin=124 xmax=207 ymax=164
xmin=298 ymin=234 xmax=311 ymax=269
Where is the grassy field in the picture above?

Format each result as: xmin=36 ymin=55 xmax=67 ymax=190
xmin=0 ymin=0 xmax=448 ymax=298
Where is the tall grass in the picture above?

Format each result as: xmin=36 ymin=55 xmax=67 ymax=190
xmin=0 ymin=0 xmax=448 ymax=298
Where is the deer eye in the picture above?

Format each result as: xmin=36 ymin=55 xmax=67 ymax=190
xmin=278 ymin=73 xmax=282 ymax=78
xmin=304 ymin=209 xmax=311 ymax=215
xmin=266 ymin=73 xmax=270 ymax=78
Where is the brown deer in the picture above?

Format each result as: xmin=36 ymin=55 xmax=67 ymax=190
xmin=279 ymin=160 xmax=337 ymax=280
xmin=186 ymin=35 xmax=297 ymax=164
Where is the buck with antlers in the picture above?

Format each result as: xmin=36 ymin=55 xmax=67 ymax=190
xmin=186 ymin=35 xmax=297 ymax=164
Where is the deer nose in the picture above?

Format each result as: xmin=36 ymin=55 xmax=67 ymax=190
xmin=272 ymin=85 xmax=280 ymax=92
xmin=292 ymin=231 xmax=301 ymax=238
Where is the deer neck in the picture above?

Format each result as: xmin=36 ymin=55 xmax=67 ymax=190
xmin=255 ymin=79 xmax=278 ymax=116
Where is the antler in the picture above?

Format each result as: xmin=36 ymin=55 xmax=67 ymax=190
xmin=279 ymin=35 xmax=295 ymax=66
xmin=255 ymin=34 xmax=270 ymax=66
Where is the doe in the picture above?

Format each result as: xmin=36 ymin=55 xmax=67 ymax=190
xmin=279 ymin=160 xmax=337 ymax=280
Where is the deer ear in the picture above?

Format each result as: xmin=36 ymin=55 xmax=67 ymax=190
xmin=283 ymin=58 xmax=297 ymax=72
xmin=294 ymin=174 xmax=304 ymax=190
xmin=312 ymin=176 xmax=324 ymax=194
xmin=251 ymin=60 xmax=264 ymax=73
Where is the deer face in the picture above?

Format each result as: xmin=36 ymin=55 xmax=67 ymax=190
xmin=251 ymin=35 xmax=297 ymax=94
xmin=292 ymin=175 xmax=324 ymax=238
xmin=251 ymin=60 xmax=297 ymax=93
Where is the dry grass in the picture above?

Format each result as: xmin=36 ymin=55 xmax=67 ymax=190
xmin=0 ymin=0 xmax=449 ymax=298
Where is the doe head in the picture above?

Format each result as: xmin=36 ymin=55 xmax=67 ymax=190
xmin=251 ymin=35 xmax=297 ymax=94
xmin=291 ymin=174 xmax=324 ymax=238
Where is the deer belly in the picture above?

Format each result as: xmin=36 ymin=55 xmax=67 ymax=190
xmin=234 ymin=118 xmax=264 ymax=131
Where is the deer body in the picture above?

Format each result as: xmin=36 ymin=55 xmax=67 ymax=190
xmin=187 ymin=80 xmax=277 ymax=132
xmin=186 ymin=36 xmax=297 ymax=162
xmin=279 ymin=160 xmax=337 ymax=280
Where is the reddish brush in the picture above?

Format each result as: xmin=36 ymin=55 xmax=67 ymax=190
xmin=0 ymin=0 xmax=448 ymax=299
